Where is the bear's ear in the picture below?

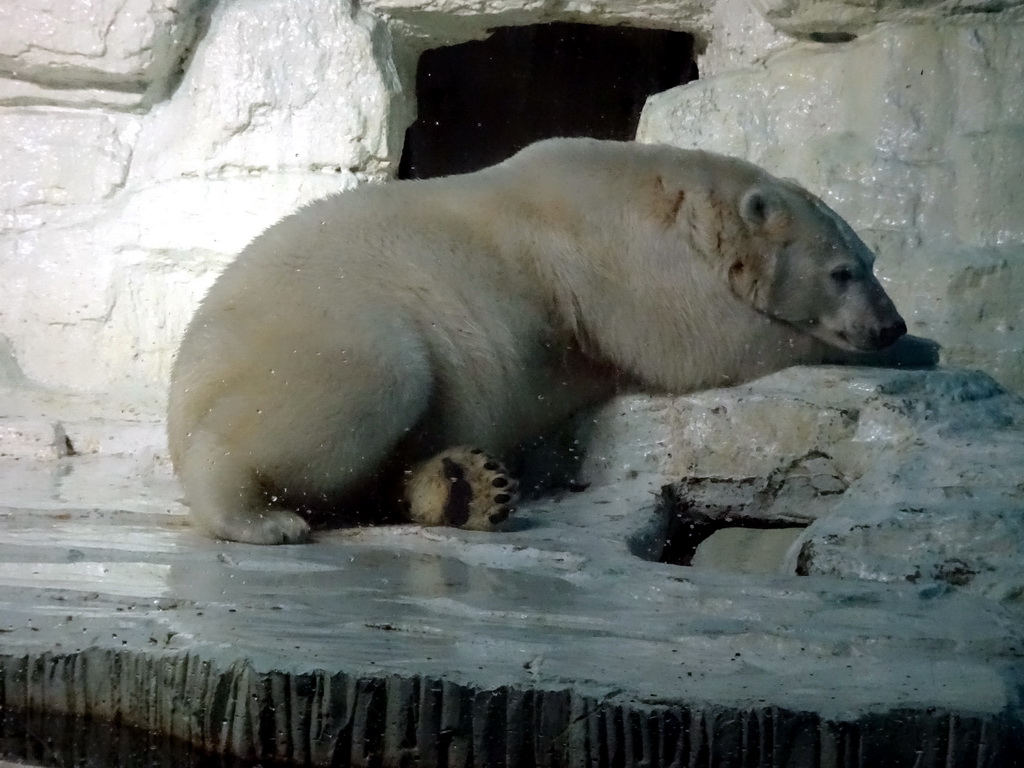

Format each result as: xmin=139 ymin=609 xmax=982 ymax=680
xmin=740 ymin=187 xmax=789 ymax=233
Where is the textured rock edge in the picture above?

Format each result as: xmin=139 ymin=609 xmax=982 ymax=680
xmin=1 ymin=648 xmax=1022 ymax=766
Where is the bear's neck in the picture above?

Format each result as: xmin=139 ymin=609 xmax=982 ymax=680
xmin=543 ymin=242 xmax=821 ymax=396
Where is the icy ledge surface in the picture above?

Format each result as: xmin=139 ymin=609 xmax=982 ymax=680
xmin=0 ymin=366 xmax=1022 ymax=766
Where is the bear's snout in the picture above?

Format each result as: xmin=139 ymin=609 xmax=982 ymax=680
xmin=832 ymin=312 xmax=907 ymax=351
xmin=874 ymin=317 xmax=907 ymax=349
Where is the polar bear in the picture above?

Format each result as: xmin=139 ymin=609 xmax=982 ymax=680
xmin=168 ymin=138 xmax=929 ymax=544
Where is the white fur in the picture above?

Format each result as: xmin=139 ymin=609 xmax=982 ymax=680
xmin=168 ymin=138 xmax=912 ymax=544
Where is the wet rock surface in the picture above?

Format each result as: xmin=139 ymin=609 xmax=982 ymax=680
xmin=0 ymin=366 xmax=1023 ymax=766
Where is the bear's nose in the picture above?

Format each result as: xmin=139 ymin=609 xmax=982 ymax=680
xmin=877 ymin=318 xmax=907 ymax=348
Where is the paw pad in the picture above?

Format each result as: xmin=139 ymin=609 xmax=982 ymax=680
xmin=489 ymin=507 xmax=510 ymax=525
xmin=404 ymin=447 xmax=519 ymax=531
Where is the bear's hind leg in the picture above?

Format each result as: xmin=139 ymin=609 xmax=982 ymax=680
xmin=404 ymin=447 xmax=519 ymax=531
xmin=180 ymin=429 xmax=311 ymax=544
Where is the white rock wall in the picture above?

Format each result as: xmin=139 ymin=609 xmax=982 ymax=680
xmin=0 ymin=0 xmax=1022 ymax=397
xmin=0 ymin=0 xmax=408 ymax=395
xmin=0 ymin=0 xmax=204 ymax=109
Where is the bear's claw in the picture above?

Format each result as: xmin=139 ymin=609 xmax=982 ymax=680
xmin=404 ymin=447 xmax=519 ymax=531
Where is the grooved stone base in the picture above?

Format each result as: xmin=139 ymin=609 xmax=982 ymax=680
xmin=2 ymin=652 xmax=1019 ymax=767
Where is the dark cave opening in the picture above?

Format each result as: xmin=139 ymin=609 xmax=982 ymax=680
xmin=398 ymin=22 xmax=698 ymax=180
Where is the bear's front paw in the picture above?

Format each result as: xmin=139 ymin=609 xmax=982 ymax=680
xmin=199 ymin=509 xmax=312 ymax=545
xmin=404 ymin=447 xmax=518 ymax=531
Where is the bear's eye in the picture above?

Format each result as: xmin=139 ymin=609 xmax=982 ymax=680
xmin=830 ymin=266 xmax=854 ymax=285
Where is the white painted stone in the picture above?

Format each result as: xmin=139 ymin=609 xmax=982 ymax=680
xmin=881 ymin=244 xmax=1024 ymax=392
xmin=0 ymin=0 xmax=404 ymax=392
xmin=363 ymin=0 xmax=715 ymax=45
xmin=0 ymin=0 xmax=205 ymax=107
xmin=690 ymin=526 xmax=804 ymax=573
xmin=699 ymin=0 xmax=790 ymax=76
xmin=126 ymin=0 xmax=407 ymax=185
xmin=753 ymin=0 xmax=1024 ymax=39
xmin=0 ymin=110 xmax=136 ymax=210
xmin=0 ymin=77 xmax=144 ymax=110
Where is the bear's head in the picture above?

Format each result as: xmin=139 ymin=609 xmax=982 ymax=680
xmin=727 ymin=179 xmax=906 ymax=352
